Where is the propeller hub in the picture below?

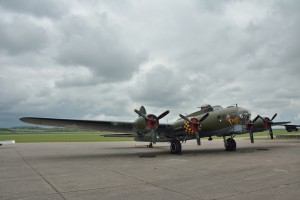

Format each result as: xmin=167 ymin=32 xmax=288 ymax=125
xmin=263 ymin=117 xmax=271 ymax=128
xmin=246 ymin=122 xmax=253 ymax=130
xmin=145 ymin=114 xmax=159 ymax=129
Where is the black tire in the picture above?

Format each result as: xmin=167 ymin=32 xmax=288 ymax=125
xmin=226 ymin=138 xmax=236 ymax=151
xmin=170 ymin=140 xmax=182 ymax=154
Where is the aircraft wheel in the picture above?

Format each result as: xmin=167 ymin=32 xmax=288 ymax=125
xmin=170 ymin=140 xmax=181 ymax=154
xmin=225 ymin=138 xmax=236 ymax=151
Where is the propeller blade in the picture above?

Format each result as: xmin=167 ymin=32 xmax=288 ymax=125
xmin=179 ymin=114 xmax=192 ymax=123
xmin=157 ymin=110 xmax=170 ymax=120
xmin=199 ymin=113 xmax=209 ymax=123
xmin=269 ymin=127 xmax=274 ymax=139
xmin=134 ymin=109 xmax=149 ymax=120
xmin=252 ymin=115 xmax=260 ymax=123
xmin=196 ymin=131 xmax=201 ymax=145
xmin=257 ymin=115 xmax=264 ymax=121
xmin=139 ymin=106 xmax=147 ymax=115
xmin=271 ymin=113 xmax=277 ymax=121
xmin=249 ymin=130 xmax=254 ymax=143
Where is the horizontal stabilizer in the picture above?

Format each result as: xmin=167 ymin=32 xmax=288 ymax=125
xmin=103 ymin=133 xmax=135 ymax=137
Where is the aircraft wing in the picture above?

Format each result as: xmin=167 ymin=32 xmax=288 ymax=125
xmin=271 ymin=121 xmax=291 ymax=126
xmin=284 ymin=124 xmax=300 ymax=128
xmin=20 ymin=117 xmax=135 ymax=133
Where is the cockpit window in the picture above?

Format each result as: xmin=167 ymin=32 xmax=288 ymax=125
xmin=238 ymin=110 xmax=251 ymax=123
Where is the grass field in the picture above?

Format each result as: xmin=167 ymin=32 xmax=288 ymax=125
xmin=0 ymin=128 xmax=295 ymax=143
xmin=0 ymin=129 xmax=134 ymax=142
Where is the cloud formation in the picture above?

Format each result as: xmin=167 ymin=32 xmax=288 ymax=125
xmin=0 ymin=0 xmax=300 ymax=127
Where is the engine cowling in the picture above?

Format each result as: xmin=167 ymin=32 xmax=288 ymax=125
xmin=263 ymin=117 xmax=271 ymax=128
xmin=133 ymin=114 xmax=159 ymax=133
xmin=183 ymin=118 xmax=199 ymax=135
xmin=252 ymin=116 xmax=273 ymax=130
xmin=133 ymin=107 xmax=169 ymax=144
xmin=133 ymin=107 xmax=169 ymax=140
xmin=252 ymin=118 xmax=265 ymax=130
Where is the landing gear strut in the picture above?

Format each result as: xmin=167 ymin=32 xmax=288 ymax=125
xmin=223 ymin=137 xmax=236 ymax=151
xmin=170 ymin=140 xmax=181 ymax=154
xmin=147 ymin=142 xmax=153 ymax=148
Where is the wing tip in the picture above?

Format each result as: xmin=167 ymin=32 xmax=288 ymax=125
xmin=19 ymin=117 xmax=27 ymax=122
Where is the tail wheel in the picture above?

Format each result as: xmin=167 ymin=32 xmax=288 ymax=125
xmin=170 ymin=140 xmax=182 ymax=154
xmin=225 ymin=138 xmax=236 ymax=151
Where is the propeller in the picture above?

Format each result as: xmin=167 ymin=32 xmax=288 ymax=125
xmin=246 ymin=115 xmax=260 ymax=143
xmin=134 ymin=109 xmax=149 ymax=120
xmin=134 ymin=107 xmax=169 ymax=144
xmin=258 ymin=113 xmax=277 ymax=139
xmin=157 ymin=110 xmax=170 ymax=121
xmin=179 ymin=113 xmax=209 ymax=145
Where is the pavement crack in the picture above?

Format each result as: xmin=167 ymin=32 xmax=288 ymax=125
xmin=14 ymin=149 xmax=67 ymax=200
xmin=214 ymin=181 xmax=300 ymax=200
xmin=108 ymin=169 xmax=202 ymax=200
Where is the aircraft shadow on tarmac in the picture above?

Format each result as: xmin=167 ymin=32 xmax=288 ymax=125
xmin=35 ymin=143 xmax=290 ymax=161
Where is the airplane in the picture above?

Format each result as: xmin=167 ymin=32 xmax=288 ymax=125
xmin=20 ymin=104 xmax=297 ymax=154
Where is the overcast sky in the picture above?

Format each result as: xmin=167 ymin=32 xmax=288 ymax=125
xmin=0 ymin=0 xmax=300 ymax=127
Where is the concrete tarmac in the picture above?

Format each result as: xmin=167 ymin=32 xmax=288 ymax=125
xmin=0 ymin=138 xmax=299 ymax=200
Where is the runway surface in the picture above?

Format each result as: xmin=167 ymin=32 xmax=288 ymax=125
xmin=1 ymin=138 xmax=300 ymax=200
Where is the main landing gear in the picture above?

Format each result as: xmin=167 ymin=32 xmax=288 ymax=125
xmin=223 ymin=136 xmax=236 ymax=151
xmin=147 ymin=142 xmax=153 ymax=148
xmin=170 ymin=139 xmax=182 ymax=154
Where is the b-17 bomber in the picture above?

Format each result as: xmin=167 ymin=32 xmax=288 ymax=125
xmin=20 ymin=104 xmax=300 ymax=154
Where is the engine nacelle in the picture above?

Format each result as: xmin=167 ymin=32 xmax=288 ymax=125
xmin=252 ymin=116 xmax=274 ymax=133
xmin=133 ymin=114 xmax=159 ymax=134
xmin=252 ymin=117 xmax=268 ymax=132
xmin=134 ymin=116 xmax=147 ymax=131
xmin=285 ymin=125 xmax=298 ymax=132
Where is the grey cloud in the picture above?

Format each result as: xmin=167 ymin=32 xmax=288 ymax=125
xmin=129 ymin=65 xmax=190 ymax=107
xmin=0 ymin=16 xmax=48 ymax=55
xmin=0 ymin=0 xmax=67 ymax=18
xmin=197 ymin=1 xmax=226 ymax=14
xmin=54 ymin=67 xmax=97 ymax=88
xmin=56 ymin=15 xmax=147 ymax=83
xmin=1 ymin=1 xmax=300 ymax=127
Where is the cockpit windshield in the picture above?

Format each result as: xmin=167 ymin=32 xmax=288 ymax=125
xmin=238 ymin=109 xmax=251 ymax=124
